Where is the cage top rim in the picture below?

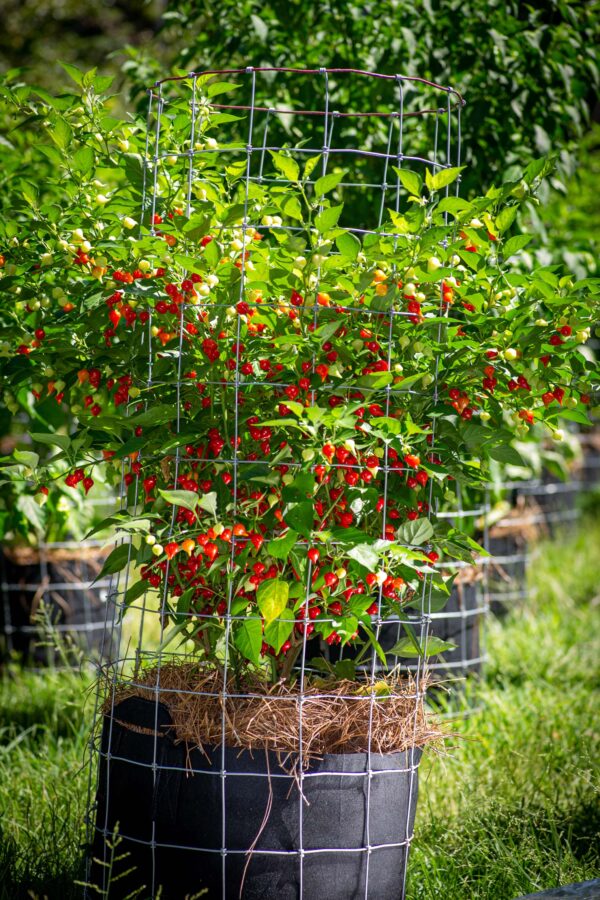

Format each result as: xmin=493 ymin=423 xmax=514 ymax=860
xmin=151 ymin=66 xmax=465 ymax=105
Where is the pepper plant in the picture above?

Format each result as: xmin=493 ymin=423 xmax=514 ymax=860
xmin=0 ymin=71 xmax=598 ymax=681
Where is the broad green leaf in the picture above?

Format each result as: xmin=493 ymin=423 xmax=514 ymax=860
xmin=96 ymin=543 xmax=132 ymax=581
xmin=204 ymin=237 xmax=220 ymax=267
xmin=495 ymin=206 xmax=518 ymax=233
xmin=256 ymin=579 xmax=289 ymax=624
xmin=59 ymin=61 xmax=83 ymax=86
xmin=303 ymin=155 xmax=321 ymax=180
xmin=270 ymin=151 xmax=300 ymax=183
xmin=347 ymin=543 xmax=380 ymax=571
xmin=13 ymin=450 xmax=39 ymax=469
xmin=336 ymin=231 xmax=361 ymax=260
xmin=206 ymin=81 xmax=241 ymax=98
xmin=488 ymin=444 xmax=526 ymax=467
xmin=390 ymin=636 xmax=457 ymax=657
xmin=282 ymin=473 xmax=315 ymax=501
xmin=159 ymin=489 xmax=199 ymax=513
xmin=504 ymin=234 xmax=532 ymax=256
xmin=314 ymin=171 xmax=345 ymax=197
xmin=315 ymin=204 xmax=343 ymax=232
xmin=426 ymin=166 xmax=465 ymax=192
xmin=15 ymin=494 xmax=45 ymax=533
xmin=396 ymin=517 xmax=434 ymax=546
xmin=175 ymin=587 xmax=194 ymax=624
xmin=267 ymin=529 xmax=298 ymax=560
xmin=124 ymin=579 xmax=148 ymax=608
xmin=235 ymin=618 xmax=263 ymax=664
xmin=264 ymin=614 xmax=294 ymax=653
xmin=30 ymin=432 xmax=71 ymax=452
xmin=284 ymin=501 xmax=314 ymax=538
xmin=50 ymin=118 xmax=72 ymax=151
xmin=436 ymin=196 xmax=471 ymax=216
xmin=282 ymin=194 xmax=303 ymax=221
xmin=393 ymin=167 xmax=422 ymax=197
xmin=72 ymin=146 xmax=95 ymax=175
xmin=197 ymin=491 xmax=218 ymax=517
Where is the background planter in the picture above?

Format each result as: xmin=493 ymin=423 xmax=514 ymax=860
xmin=0 ymin=541 xmax=113 ymax=666
xmin=91 ymin=696 xmax=421 ymax=900
xmin=517 ymin=476 xmax=582 ymax=535
xmin=486 ymin=532 xmax=529 ymax=617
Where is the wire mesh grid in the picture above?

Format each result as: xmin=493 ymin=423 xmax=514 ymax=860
xmin=0 ymin=498 xmax=117 ymax=668
xmin=85 ymin=67 xmax=466 ymax=899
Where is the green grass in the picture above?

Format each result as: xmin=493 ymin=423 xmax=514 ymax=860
xmin=0 ymin=519 xmax=598 ymax=899
xmin=408 ymin=519 xmax=600 ymax=899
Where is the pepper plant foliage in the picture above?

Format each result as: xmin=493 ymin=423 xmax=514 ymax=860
xmin=0 ymin=73 xmax=598 ymax=680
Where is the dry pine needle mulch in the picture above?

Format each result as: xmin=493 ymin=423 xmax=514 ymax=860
xmin=108 ymin=661 xmax=444 ymax=760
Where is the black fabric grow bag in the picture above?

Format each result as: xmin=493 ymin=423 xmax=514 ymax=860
xmin=0 ymin=548 xmax=112 ymax=665
xmin=486 ymin=534 xmax=528 ymax=617
xmin=91 ymin=696 xmax=421 ymax=899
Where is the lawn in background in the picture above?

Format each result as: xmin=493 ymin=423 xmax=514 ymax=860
xmin=1 ymin=519 xmax=599 ymax=899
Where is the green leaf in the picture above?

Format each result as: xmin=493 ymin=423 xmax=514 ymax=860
xmin=175 ymin=587 xmax=194 ymax=624
xmin=122 ymin=153 xmax=144 ymax=193
xmin=436 ymin=196 xmax=470 ymax=216
xmin=495 ymin=206 xmax=518 ymax=234
xmin=204 ymin=237 xmax=220 ymax=267
xmin=235 ymin=617 xmax=263 ymax=665
xmin=488 ymin=444 xmax=527 ymax=467
xmin=282 ymin=194 xmax=303 ymax=221
xmin=504 ymin=234 xmax=532 ymax=256
xmin=96 ymin=543 xmax=131 ymax=581
xmin=206 ymin=81 xmax=241 ymax=98
xmin=336 ymin=231 xmax=361 ymax=260
xmin=270 ymin=151 xmax=300 ymax=183
xmin=389 ymin=636 xmax=456 ymax=657
xmin=303 ymin=155 xmax=321 ymax=180
xmin=267 ymin=529 xmax=298 ymax=560
xmin=394 ymin=167 xmax=422 ymax=197
xmin=396 ymin=518 xmax=434 ymax=546
xmin=347 ymin=543 xmax=380 ymax=571
xmin=13 ymin=450 xmax=39 ymax=469
xmin=284 ymin=502 xmax=314 ymax=538
xmin=30 ymin=432 xmax=71 ymax=452
xmin=15 ymin=494 xmax=45 ymax=533
xmin=158 ymin=489 xmax=199 ymax=513
xmin=314 ymin=171 xmax=345 ymax=197
xmin=282 ymin=473 xmax=315 ymax=501
xmin=50 ymin=118 xmax=72 ymax=151
xmin=426 ymin=166 xmax=465 ymax=192
xmin=72 ymin=146 xmax=95 ymax=176
xmin=315 ymin=204 xmax=343 ymax=232
xmin=197 ymin=491 xmax=218 ymax=517
xmin=256 ymin=578 xmax=289 ymax=624
xmin=264 ymin=614 xmax=294 ymax=653
xmin=58 ymin=61 xmax=83 ymax=86
xmin=124 ymin=578 xmax=148 ymax=608
xmin=333 ymin=659 xmax=357 ymax=680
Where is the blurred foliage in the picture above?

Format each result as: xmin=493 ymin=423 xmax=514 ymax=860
xmin=524 ymin=126 xmax=600 ymax=278
xmin=1 ymin=0 xmax=598 ymax=201
xmin=119 ymin=0 xmax=600 ymax=197
xmin=0 ymin=0 xmax=165 ymax=87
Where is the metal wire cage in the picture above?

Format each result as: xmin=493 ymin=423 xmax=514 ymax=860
xmin=85 ymin=67 xmax=466 ymax=899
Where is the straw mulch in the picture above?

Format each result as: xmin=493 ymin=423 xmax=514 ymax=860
xmin=109 ymin=662 xmax=443 ymax=761
xmin=3 ymin=544 xmax=105 ymax=567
